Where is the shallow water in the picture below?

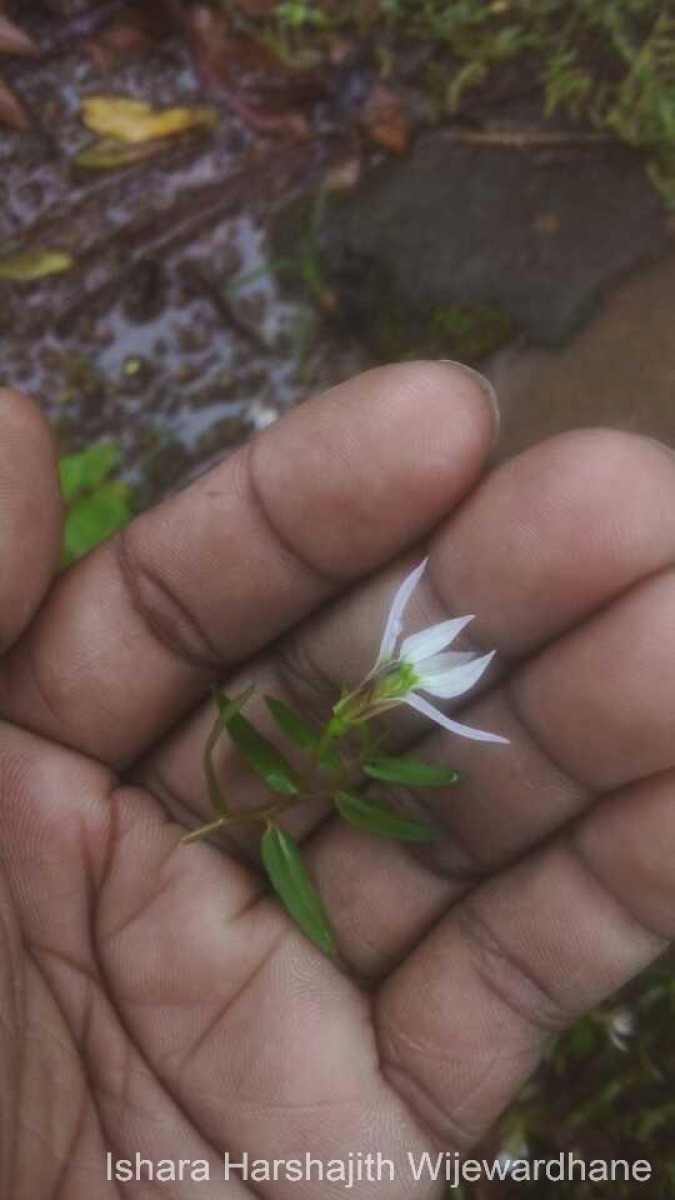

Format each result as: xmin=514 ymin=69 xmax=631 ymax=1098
xmin=1 ymin=4 xmax=365 ymax=504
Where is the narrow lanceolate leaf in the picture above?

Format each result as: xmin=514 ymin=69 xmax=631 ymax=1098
xmin=214 ymin=686 xmax=257 ymax=729
xmin=0 ymin=249 xmax=73 ymax=281
xmin=264 ymin=696 xmax=340 ymax=768
xmin=205 ymin=686 xmax=256 ymax=815
xmin=82 ymin=95 xmax=218 ymax=144
xmin=225 ymin=706 xmax=299 ymax=795
xmin=335 ymin=791 xmax=439 ymax=842
xmin=264 ymin=695 xmax=321 ymax=750
xmin=363 ymin=756 xmax=460 ymax=788
xmin=74 ymin=136 xmax=168 ymax=171
xmin=261 ymin=825 xmax=336 ymax=957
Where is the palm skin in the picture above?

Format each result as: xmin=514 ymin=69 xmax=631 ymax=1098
xmin=1 ymin=363 xmax=675 ymax=1198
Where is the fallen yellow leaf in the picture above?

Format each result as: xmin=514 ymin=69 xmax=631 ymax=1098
xmin=82 ymin=95 xmax=218 ymax=144
xmin=74 ymin=135 xmax=167 ymax=170
xmin=0 ymin=249 xmax=74 ymax=280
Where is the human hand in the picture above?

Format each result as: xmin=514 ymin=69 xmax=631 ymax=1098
xmin=1 ymin=364 xmax=674 ymax=1197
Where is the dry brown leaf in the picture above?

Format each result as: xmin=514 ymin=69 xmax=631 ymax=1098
xmin=0 ymin=76 xmax=30 ymax=130
xmin=359 ymin=82 xmax=411 ymax=154
xmin=0 ymin=249 xmax=74 ymax=281
xmin=186 ymin=6 xmax=322 ymax=137
xmin=0 ymin=16 xmax=40 ymax=58
xmin=0 ymin=13 xmax=39 ymax=131
xmin=84 ymin=2 xmax=174 ymax=68
xmin=82 ymin=95 xmax=218 ymax=144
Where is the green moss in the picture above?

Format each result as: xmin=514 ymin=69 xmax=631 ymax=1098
xmin=250 ymin=1 xmax=675 ymax=205
xmin=428 ymin=301 xmax=518 ymax=361
xmin=346 ymin=269 xmax=518 ymax=363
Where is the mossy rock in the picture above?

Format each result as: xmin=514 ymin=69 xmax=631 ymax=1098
xmin=327 ymin=250 xmax=518 ymax=362
xmin=272 ymin=128 xmax=670 ymax=362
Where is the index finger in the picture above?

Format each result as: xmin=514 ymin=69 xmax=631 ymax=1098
xmin=0 ymin=362 xmax=496 ymax=766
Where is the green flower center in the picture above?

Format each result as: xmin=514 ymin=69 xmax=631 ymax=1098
xmin=330 ymin=659 xmax=420 ymax=733
xmin=372 ymin=659 xmax=419 ymax=701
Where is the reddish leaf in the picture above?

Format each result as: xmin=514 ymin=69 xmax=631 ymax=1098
xmin=0 ymin=16 xmax=40 ymax=58
xmin=84 ymin=1 xmax=177 ymax=67
xmin=0 ymin=76 xmax=30 ymax=130
xmin=186 ymin=6 xmax=323 ymax=137
xmin=359 ymin=82 xmax=411 ymax=154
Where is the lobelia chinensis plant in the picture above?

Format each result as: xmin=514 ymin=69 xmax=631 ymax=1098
xmin=184 ymin=559 xmax=509 ymax=959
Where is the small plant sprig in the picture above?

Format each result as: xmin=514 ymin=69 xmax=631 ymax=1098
xmin=183 ymin=559 xmax=508 ymax=958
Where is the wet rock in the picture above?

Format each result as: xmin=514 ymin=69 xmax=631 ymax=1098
xmin=487 ymin=250 xmax=675 ymax=461
xmin=292 ymin=130 xmax=671 ymax=360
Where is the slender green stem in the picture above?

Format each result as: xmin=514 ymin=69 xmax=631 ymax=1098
xmin=203 ymin=720 xmax=228 ymax=817
xmin=186 ymin=705 xmax=385 ymax=848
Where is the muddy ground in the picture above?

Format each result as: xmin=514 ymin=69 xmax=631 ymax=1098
xmin=0 ymin=2 xmax=367 ymax=507
xmin=4 ymin=3 xmax=675 ymax=504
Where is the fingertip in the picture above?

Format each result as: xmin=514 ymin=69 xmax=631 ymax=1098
xmin=253 ymin=360 xmax=498 ymax=577
xmin=358 ymin=358 xmax=499 ymax=451
xmin=0 ymin=387 xmax=62 ymax=649
xmin=436 ymin=360 xmax=500 ymax=446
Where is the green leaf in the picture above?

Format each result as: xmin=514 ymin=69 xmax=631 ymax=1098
xmin=363 ymin=756 xmax=460 ymax=788
xmin=567 ymin=1017 xmax=597 ymax=1061
xmin=0 ymin=249 xmax=73 ymax=281
xmin=264 ymin=695 xmax=340 ymax=767
xmin=224 ymin=707 xmax=299 ymax=795
xmin=261 ymin=824 xmax=336 ymax=957
xmin=335 ymin=791 xmax=439 ymax=842
xmin=61 ymin=483 xmax=133 ymax=565
xmin=59 ymin=441 xmax=121 ymax=502
xmin=74 ymin=136 xmax=168 ymax=171
xmin=205 ymin=686 xmax=256 ymax=816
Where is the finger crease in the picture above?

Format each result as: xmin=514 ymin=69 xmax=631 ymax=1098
xmin=244 ymin=438 xmax=347 ymax=592
xmin=566 ymin=827 xmax=670 ymax=949
xmin=114 ymin=528 xmax=223 ymax=673
xmin=457 ymin=902 xmax=573 ymax=1035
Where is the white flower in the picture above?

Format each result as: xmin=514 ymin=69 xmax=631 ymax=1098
xmin=366 ymin=557 xmax=508 ymax=744
xmin=608 ymin=1008 xmax=635 ymax=1051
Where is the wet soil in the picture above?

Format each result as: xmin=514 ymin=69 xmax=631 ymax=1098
xmin=0 ymin=2 xmax=366 ymax=506
xmin=487 ymin=249 xmax=675 ymax=461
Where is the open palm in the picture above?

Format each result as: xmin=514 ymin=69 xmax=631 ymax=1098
xmin=1 ymin=363 xmax=674 ymax=1198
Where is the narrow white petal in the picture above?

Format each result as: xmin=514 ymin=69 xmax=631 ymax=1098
xmin=418 ymin=650 xmax=477 ymax=674
xmin=400 ymin=614 xmax=475 ymax=664
xmin=376 ymin=557 xmax=428 ymax=665
xmin=405 ymin=692 xmax=509 ymax=744
xmin=417 ymin=650 xmax=497 ymax=700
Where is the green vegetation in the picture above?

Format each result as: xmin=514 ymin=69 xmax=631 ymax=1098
xmin=59 ymin=441 xmax=134 ymax=566
xmin=453 ymin=955 xmax=675 ymax=1197
xmin=251 ymin=0 xmax=675 ymax=203
xmin=365 ymin=294 xmax=519 ymax=363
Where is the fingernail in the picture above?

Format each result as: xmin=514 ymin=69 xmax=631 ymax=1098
xmin=644 ymin=435 xmax=675 ymax=460
xmin=438 ymin=360 xmax=501 ymax=447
